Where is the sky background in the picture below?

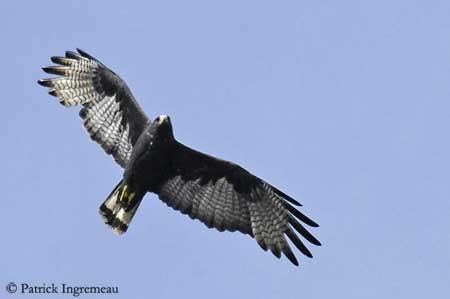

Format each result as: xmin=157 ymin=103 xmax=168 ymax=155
xmin=1 ymin=0 xmax=450 ymax=298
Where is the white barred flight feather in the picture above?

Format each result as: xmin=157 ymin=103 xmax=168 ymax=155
xmin=38 ymin=49 xmax=149 ymax=168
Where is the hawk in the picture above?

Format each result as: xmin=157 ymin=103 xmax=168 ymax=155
xmin=38 ymin=49 xmax=321 ymax=266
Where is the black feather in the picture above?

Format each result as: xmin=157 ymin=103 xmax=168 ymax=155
xmin=284 ymin=202 xmax=319 ymax=227
xmin=77 ymin=48 xmax=100 ymax=62
xmin=48 ymin=90 xmax=58 ymax=97
xmin=281 ymin=243 xmax=299 ymax=266
xmin=289 ymin=216 xmax=322 ymax=246
xmin=255 ymin=238 xmax=268 ymax=251
xmin=51 ymin=56 xmax=72 ymax=65
xmin=65 ymin=50 xmax=83 ymax=60
xmin=37 ymin=79 xmax=52 ymax=87
xmin=42 ymin=66 xmax=65 ymax=76
xmin=270 ymin=245 xmax=282 ymax=258
xmin=270 ymin=184 xmax=302 ymax=206
xmin=285 ymin=228 xmax=312 ymax=258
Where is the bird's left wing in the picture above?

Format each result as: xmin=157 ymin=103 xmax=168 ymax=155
xmin=38 ymin=49 xmax=149 ymax=168
xmin=157 ymin=144 xmax=321 ymax=266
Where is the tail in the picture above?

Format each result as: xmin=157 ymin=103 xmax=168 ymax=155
xmin=99 ymin=179 xmax=145 ymax=235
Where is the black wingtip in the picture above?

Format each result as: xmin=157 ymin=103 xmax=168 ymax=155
xmin=48 ymin=89 xmax=58 ymax=97
xmin=51 ymin=56 xmax=71 ymax=65
xmin=76 ymin=48 xmax=90 ymax=57
xmin=50 ymin=56 xmax=60 ymax=64
xmin=42 ymin=66 xmax=65 ymax=76
xmin=37 ymin=79 xmax=50 ymax=87
xmin=270 ymin=185 xmax=302 ymax=206
xmin=289 ymin=217 xmax=321 ymax=246
xmin=284 ymin=202 xmax=320 ymax=227
xmin=283 ymin=248 xmax=299 ymax=266
xmin=65 ymin=50 xmax=82 ymax=60
xmin=256 ymin=239 xmax=268 ymax=252
xmin=287 ymin=256 xmax=299 ymax=267
xmin=288 ymin=255 xmax=299 ymax=266
xmin=77 ymin=48 xmax=100 ymax=62
xmin=307 ymin=220 xmax=320 ymax=228
xmin=270 ymin=248 xmax=282 ymax=259
xmin=285 ymin=198 xmax=302 ymax=206
xmin=286 ymin=229 xmax=313 ymax=258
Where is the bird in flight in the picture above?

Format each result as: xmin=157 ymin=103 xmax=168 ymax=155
xmin=38 ymin=49 xmax=320 ymax=266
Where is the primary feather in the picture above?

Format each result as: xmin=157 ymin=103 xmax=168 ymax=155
xmin=38 ymin=49 xmax=149 ymax=167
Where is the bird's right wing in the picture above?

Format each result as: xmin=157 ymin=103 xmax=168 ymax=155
xmin=38 ymin=49 xmax=149 ymax=168
xmin=157 ymin=144 xmax=321 ymax=266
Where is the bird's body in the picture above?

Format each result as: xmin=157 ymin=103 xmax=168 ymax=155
xmin=125 ymin=117 xmax=173 ymax=192
xmin=38 ymin=49 xmax=321 ymax=266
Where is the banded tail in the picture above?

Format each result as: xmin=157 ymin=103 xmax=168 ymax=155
xmin=100 ymin=180 xmax=145 ymax=235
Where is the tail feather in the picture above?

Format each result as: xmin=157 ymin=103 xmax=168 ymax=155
xmin=100 ymin=180 xmax=144 ymax=235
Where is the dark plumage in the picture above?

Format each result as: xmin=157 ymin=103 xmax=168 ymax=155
xmin=38 ymin=49 xmax=321 ymax=266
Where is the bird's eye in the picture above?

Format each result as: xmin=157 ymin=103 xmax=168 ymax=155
xmin=155 ymin=117 xmax=160 ymax=123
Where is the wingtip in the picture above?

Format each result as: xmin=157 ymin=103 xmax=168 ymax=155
xmin=285 ymin=203 xmax=320 ymax=228
xmin=50 ymin=56 xmax=59 ymax=64
xmin=288 ymin=198 xmax=303 ymax=207
xmin=42 ymin=66 xmax=64 ymax=76
xmin=309 ymin=235 xmax=322 ymax=246
xmin=76 ymin=48 xmax=99 ymax=62
xmin=48 ymin=90 xmax=58 ymax=97
xmin=65 ymin=50 xmax=81 ymax=60
xmin=37 ymin=79 xmax=48 ymax=87
xmin=309 ymin=221 xmax=320 ymax=228
xmin=50 ymin=56 xmax=69 ymax=65
xmin=285 ymin=229 xmax=313 ymax=258
xmin=270 ymin=184 xmax=303 ymax=206
xmin=285 ymin=253 xmax=299 ymax=266
xmin=38 ymin=79 xmax=55 ymax=88
xmin=281 ymin=243 xmax=300 ymax=266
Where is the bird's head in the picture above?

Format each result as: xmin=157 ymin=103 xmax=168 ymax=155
xmin=149 ymin=114 xmax=174 ymax=142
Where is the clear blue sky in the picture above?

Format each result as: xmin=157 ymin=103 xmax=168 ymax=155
xmin=2 ymin=1 xmax=449 ymax=298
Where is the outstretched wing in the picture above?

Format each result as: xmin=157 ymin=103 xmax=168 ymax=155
xmin=38 ymin=49 xmax=149 ymax=168
xmin=157 ymin=144 xmax=321 ymax=266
